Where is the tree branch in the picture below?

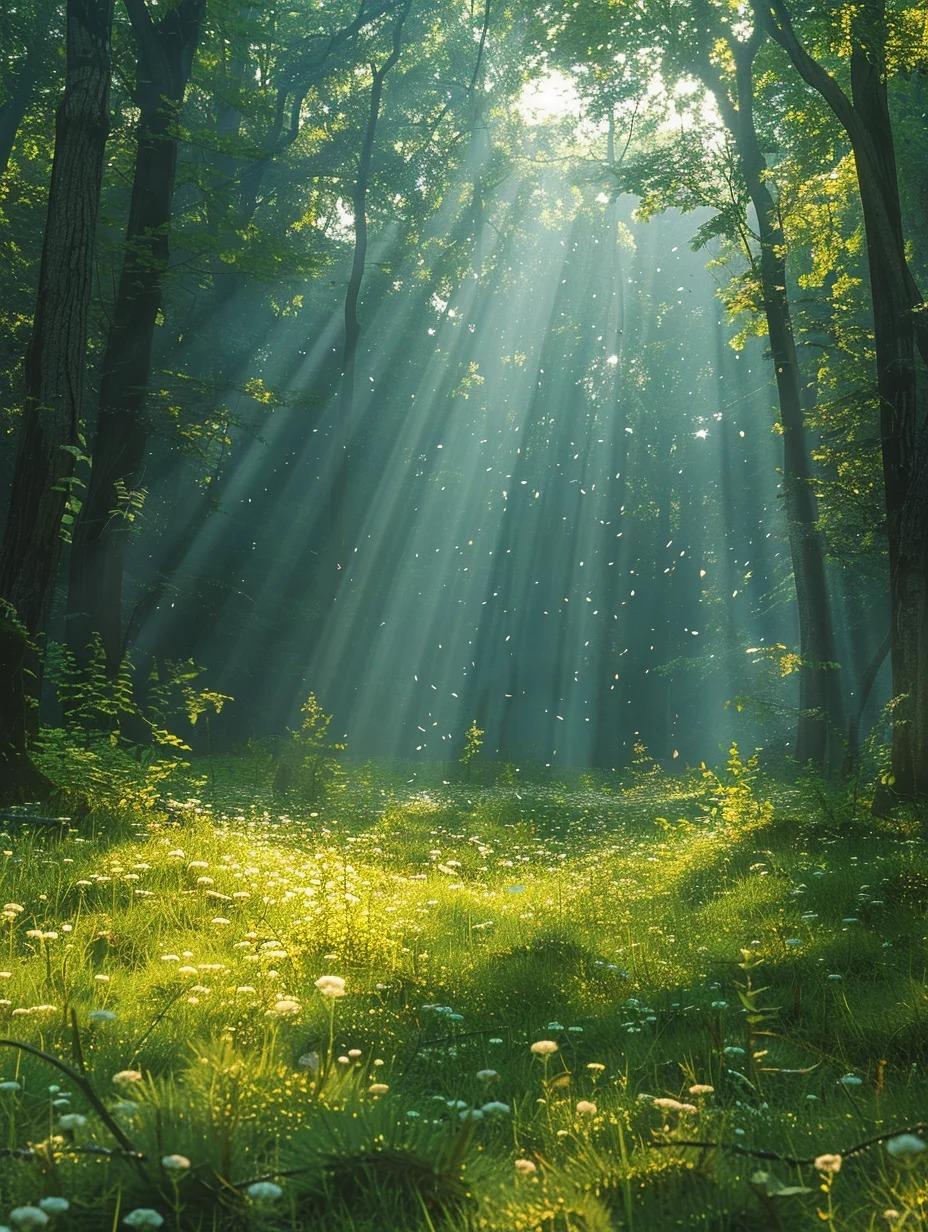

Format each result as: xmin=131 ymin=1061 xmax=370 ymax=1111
xmin=655 ymin=1123 xmax=928 ymax=1167
xmin=756 ymin=0 xmax=862 ymax=143
xmin=468 ymin=0 xmax=491 ymax=96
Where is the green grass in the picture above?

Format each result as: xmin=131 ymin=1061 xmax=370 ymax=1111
xmin=0 ymin=750 xmax=926 ymax=1231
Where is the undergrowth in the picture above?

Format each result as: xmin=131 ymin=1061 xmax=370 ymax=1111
xmin=0 ymin=746 xmax=924 ymax=1230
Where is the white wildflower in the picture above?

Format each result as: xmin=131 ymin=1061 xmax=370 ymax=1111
xmin=314 ymin=975 xmax=346 ymax=999
xmin=530 ymin=1040 xmax=558 ymax=1056
xmin=161 ymin=1154 xmax=191 ymax=1172
xmin=9 ymin=1210 xmax=49 ymax=1230
xmin=886 ymin=1134 xmax=927 ymax=1161
xmin=268 ymin=997 xmax=301 ymax=1017
xmin=122 ymin=1211 xmax=164 ymax=1229
xmin=37 ymin=1199 xmax=69 ymax=1215
xmin=246 ymin=1181 xmax=283 ymax=1201
xmin=113 ymin=1070 xmax=143 ymax=1086
xmin=814 ymin=1154 xmax=842 ymax=1175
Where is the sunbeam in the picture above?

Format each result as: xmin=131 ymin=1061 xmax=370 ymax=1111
xmin=1 ymin=1 xmax=924 ymax=1227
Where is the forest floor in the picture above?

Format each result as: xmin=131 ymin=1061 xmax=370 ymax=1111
xmin=0 ymin=752 xmax=926 ymax=1231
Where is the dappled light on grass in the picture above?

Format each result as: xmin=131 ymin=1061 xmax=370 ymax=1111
xmin=0 ymin=757 xmax=925 ymax=1228
xmin=1 ymin=1 xmax=927 ymax=1227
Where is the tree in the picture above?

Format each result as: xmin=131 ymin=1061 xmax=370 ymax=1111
xmin=329 ymin=0 xmax=413 ymax=573
xmin=688 ymin=8 xmax=845 ymax=771
xmin=66 ymin=0 xmax=206 ymax=669
xmin=542 ymin=0 xmax=846 ymax=770
xmin=758 ymin=0 xmax=928 ymax=799
xmin=0 ymin=0 xmax=114 ymax=798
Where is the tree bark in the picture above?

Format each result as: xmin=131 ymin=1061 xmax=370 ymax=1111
xmin=695 ymin=27 xmax=845 ymax=771
xmin=66 ymin=0 xmax=205 ymax=670
xmin=328 ymin=0 xmax=412 ymax=577
xmin=761 ymin=0 xmax=928 ymax=797
xmin=0 ymin=0 xmax=113 ymax=797
xmin=850 ymin=21 xmax=928 ymax=799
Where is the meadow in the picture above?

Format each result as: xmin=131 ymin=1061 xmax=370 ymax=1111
xmin=0 ymin=748 xmax=925 ymax=1231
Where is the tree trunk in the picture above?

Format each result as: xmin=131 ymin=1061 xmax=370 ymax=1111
xmin=66 ymin=0 xmax=205 ymax=669
xmin=850 ymin=27 xmax=928 ymax=799
xmin=340 ymin=73 xmax=380 ymax=427
xmin=764 ymin=0 xmax=928 ymax=798
xmin=752 ymin=211 xmax=845 ymax=769
xmin=698 ymin=30 xmax=845 ymax=770
xmin=0 ymin=0 xmax=113 ymax=798
xmin=328 ymin=2 xmax=411 ymax=579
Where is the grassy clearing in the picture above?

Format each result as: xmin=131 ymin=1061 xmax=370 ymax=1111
xmin=0 ymin=751 xmax=925 ymax=1231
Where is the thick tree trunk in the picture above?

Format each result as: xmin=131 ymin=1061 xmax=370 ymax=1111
xmin=753 ymin=216 xmax=845 ymax=769
xmin=850 ymin=33 xmax=928 ymax=799
xmin=66 ymin=0 xmax=205 ymax=669
xmin=593 ymin=114 xmax=629 ymax=766
xmin=0 ymin=0 xmax=113 ymax=797
xmin=698 ymin=32 xmax=845 ymax=770
xmin=764 ymin=0 xmax=928 ymax=798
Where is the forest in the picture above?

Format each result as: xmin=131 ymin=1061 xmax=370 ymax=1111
xmin=0 ymin=0 xmax=927 ymax=1228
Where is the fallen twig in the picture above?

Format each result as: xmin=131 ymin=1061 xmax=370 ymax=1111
xmin=0 ymin=1037 xmax=147 ymax=1178
xmin=0 ymin=1144 xmax=146 ymax=1162
xmin=654 ymin=1123 xmax=928 ymax=1167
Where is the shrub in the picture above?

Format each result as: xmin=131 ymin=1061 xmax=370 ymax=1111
xmin=272 ymin=692 xmax=346 ymax=802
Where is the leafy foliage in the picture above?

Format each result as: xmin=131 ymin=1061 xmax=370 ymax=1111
xmin=698 ymin=743 xmax=774 ymax=833
xmin=272 ymin=691 xmax=346 ymax=802
xmin=0 ymin=761 xmax=925 ymax=1230
xmin=37 ymin=644 xmax=232 ymax=809
xmin=459 ymin=719 xmax=484 ymax=773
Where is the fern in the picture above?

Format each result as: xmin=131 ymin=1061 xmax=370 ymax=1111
xmin=43 ymin=641 xmax=234 ymax=801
